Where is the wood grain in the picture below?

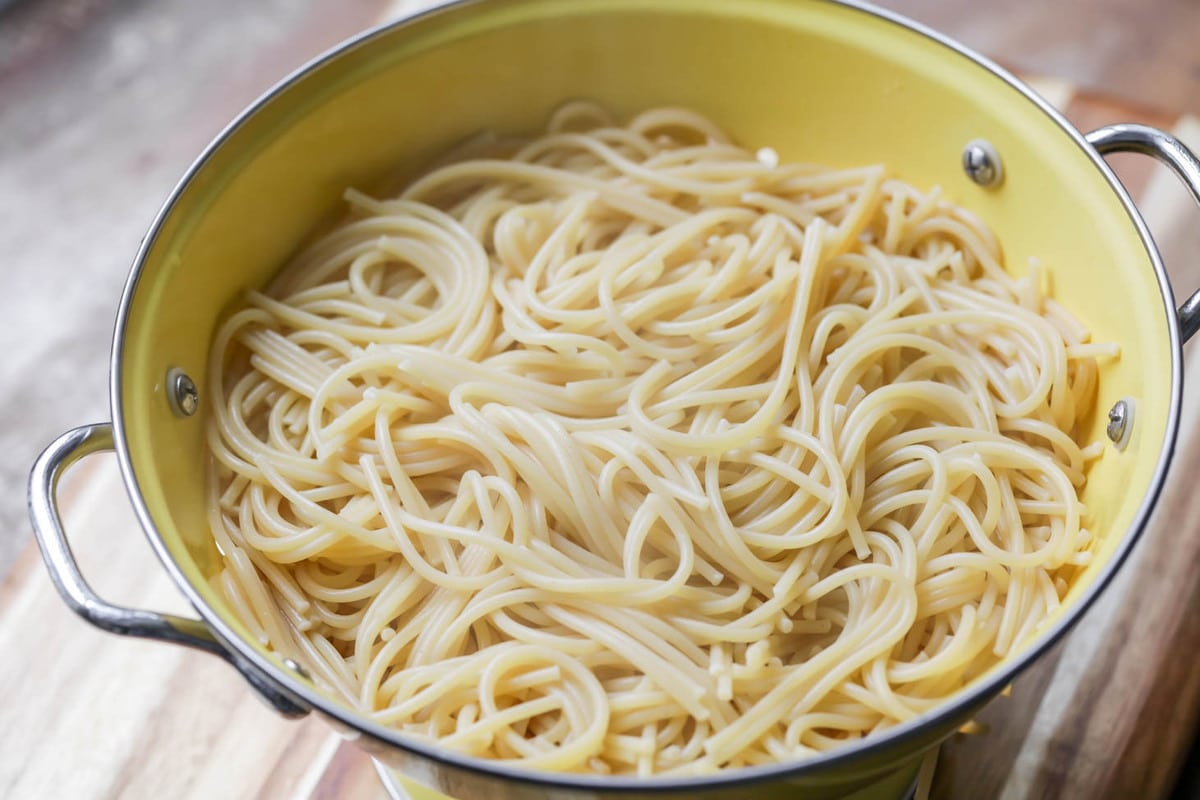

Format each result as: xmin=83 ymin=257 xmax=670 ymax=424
xmin=0 ymin=0 xmax=394 ymax=578
xmin=880 ymin=0 xmax=1200 ymax=115
xmin=3 ymin=2 xmax=1200 ymax=799
xmin=931 ymin=437 xmax=1200 ymax=798
xmin=0 ymin=456 xmax=388 ymax=800
xmin=926 ymin=96 xmax=1200 ymax=800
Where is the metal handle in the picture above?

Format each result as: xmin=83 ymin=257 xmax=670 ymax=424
xmin=28 ymin=423 xmax=309 ymax=718
xmin=1087 ymin=123 xmax=1200 ymax=343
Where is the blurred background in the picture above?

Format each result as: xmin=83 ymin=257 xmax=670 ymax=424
xmin=1 ymin=1 xmax=1198 ymax=798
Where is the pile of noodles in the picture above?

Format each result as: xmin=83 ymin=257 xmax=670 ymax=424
xmin=205 ymin=102 xmax=1113 ymax=776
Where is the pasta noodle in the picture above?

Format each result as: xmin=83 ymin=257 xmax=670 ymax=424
xmin=205 ymin=102 xmax=1110 ymax=775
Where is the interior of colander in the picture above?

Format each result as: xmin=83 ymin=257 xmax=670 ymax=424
xmin=115 ymin=0 xmax=1174 ymax=749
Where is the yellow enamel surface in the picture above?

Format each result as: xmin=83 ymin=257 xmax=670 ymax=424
xmin=402 ymin=780 xmax=452 ymax=800
xmin=117 ymin=0 xmax=1173 ymax=790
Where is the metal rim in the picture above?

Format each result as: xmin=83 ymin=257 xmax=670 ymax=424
xmin=108 ymin=0 xmax=1185 ymax=792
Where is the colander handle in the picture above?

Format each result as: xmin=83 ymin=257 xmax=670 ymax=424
xmin=28 ymin=422 xmax=310 ymax=718
xmin=1087 ymin=123 xmax=1200 ymax=343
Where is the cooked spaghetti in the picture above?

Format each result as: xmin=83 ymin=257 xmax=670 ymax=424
xmin=205 ymin=102 xmax=1112 ymax=775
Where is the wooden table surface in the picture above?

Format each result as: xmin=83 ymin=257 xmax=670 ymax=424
xmin=2 ymin=2 xmax=1199 ymax=799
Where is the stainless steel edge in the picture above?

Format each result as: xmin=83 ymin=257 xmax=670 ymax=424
xmin=27 ymin=422 xmax=311 ymax=719
xmin=1087 ymin=123 xmax=1200 ymax=342
xmin=101 ymin=0 xmax=1188 ymax=795
xmin=28 ymin=423 xmax=231 ymax=653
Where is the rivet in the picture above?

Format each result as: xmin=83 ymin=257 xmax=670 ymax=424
xmin=1107 ymin=398 xmax=1134 ymax=449
xmin=962 ymin=139 xmax=1004 ymax=188
xmin=166 ymin=368 xmax=198 ymax=418
xmin=283 ymin=657 xmax=311 ymax=680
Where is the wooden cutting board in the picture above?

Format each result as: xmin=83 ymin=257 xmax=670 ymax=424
xmin=2 ymin=71 xmax=1199 ymax=800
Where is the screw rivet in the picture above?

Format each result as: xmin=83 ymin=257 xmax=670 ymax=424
xmin=1107 ymin=398 xmax=1134 ymax=449
xmin=166 ymin=368 xmax=199 ymax=418
xmin=963 ymin=139 xmax=1004 ymax=188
